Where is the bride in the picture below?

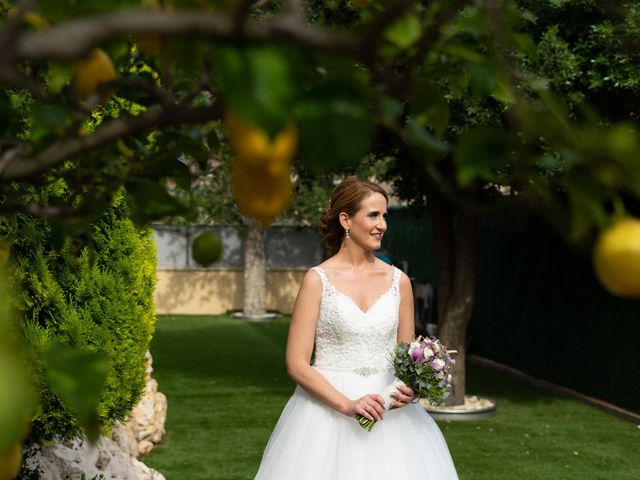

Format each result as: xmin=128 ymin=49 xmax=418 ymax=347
xmin=254 ymin=176 xmax=459 ymax=479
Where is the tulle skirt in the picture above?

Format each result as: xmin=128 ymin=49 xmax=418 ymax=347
xmin=254 ymin=366 xmax=459 ymax=479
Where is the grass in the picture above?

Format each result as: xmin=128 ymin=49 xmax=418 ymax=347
xmin=143 ymin=315 xmax=640 ymax=479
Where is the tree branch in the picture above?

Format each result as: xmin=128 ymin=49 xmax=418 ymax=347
xmin=3 ymin=9 xmax=362 ymax=64
xmin=0 ymin=202 xmax=94 ymax=219
xmin=0 ymin=103 xmax=224 ymax=181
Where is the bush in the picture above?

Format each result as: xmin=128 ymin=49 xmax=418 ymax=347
xmin=0 ymin=193 xmax=157 ymax=441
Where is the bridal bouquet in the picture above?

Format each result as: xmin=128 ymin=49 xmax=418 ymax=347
xmin=356 ymin=336 xmax=456 ymax=432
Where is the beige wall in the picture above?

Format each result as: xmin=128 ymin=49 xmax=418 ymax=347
xmin=155 ymin=268 xmax=305 ymax=315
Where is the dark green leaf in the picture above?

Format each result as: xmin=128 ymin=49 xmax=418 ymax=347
xmin=409 ymin=79 xmax=450 ymax=137
xmin=294 ymin=82 xmax=373 ymax=173
xmin=454 ymin=128 xmax=512 ymax=186
xmin=45 ymin=344 xmax=109 ymax=442
xmin=384 ymin=12 xmax=422 ymax=49
xmin=214 ymin=45 xmax=297 ymax=137
xmin=405 ymin=119 xmax=449 ymax=161
xmin=30 ymin=103 xmax=70 ymax=142
xmin=125 ymin=178 xmax=189 ymax=225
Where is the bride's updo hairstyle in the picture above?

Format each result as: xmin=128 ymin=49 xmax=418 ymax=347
xmin=320 ymin=176 xmax=388 ymax=257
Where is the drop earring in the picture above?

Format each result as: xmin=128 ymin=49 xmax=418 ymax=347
xmin=345 ymin=228 xmax=350 ymax=238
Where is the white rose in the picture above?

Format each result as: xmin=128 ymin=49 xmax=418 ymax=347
xmin=423 ymin=347 xmax=434 ymax=360
xmin=431 ymin=358 xmax=446 ymax=371
xmin=410 ymin=341 xmax=421 ymax=351
xmin=436 ymin=371 xmax=444 ymax=380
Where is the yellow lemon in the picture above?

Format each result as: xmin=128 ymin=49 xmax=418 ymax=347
xmin=73 ymin=48 xmax=117 ymax=101
xmin=0 ymin=443 xmax=22 ymax=480
xmin=224 ymin=110 xmax=298 ymax=169
xmin=191 ymin=231 xmax=223 ymax=267
xmin=231 ymin=163 xmax=292 ymax=228
xmin=593 ymin=216 xmax=640 ymax=298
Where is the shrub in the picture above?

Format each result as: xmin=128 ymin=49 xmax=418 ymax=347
xmin=0 ymin=193 xmax=157 ymax=441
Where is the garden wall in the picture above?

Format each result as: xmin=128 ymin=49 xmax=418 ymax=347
xmin=153 ymin=225 xmax=322 ymax=315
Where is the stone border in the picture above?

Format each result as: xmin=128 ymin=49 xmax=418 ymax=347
xmin=469 ymin=354 xmax=640 ymax=424
xmin=423 ymin=396 xmax=497 ymax=421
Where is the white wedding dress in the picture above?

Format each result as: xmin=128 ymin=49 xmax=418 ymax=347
xmin=254 ymin=265 xmax=459 ymax=479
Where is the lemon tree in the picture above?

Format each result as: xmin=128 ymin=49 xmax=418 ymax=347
xmin=0 ymin=0 xmax=639 ymax=416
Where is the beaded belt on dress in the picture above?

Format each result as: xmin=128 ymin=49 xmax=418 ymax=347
xmin=313 ymin=365 xmax=392 ymax=377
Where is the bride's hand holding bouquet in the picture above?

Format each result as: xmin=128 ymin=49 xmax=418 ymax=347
xmin=356 ymin=336 xmax=457 ymax=432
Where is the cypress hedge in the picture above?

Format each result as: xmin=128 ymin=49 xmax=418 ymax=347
xmin=0 ymin=193 xmax=157 ymax=441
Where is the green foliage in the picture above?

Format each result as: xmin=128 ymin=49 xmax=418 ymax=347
xmin=0 ymin=194 xmax=157 ymax=441
xmin=381 ymin=0 xmax=640 ymax=243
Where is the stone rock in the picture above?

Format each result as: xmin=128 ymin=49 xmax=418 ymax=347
xmin=26 ymin=349 xmax=168 ymax=479
xmin=138 ymin=440 xmax=154 ymax=455
xmin=126 ymin=352 xmax=167 ymax=449
xmin=111 ymin=421 xmax=139 ymax=458
xmin=27 ymin=436 xmax=165 ymax=480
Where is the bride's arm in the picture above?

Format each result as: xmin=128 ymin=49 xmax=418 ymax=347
xmin=285 ymin=270 xmax=384 ymax=420
xmin=397 ymin=271 xmax=415 ymax=344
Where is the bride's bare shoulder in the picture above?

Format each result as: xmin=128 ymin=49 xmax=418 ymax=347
xmin=299 ymin=266 xmax=324 ymax=291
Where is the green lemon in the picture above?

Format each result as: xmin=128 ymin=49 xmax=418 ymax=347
xmin=191 ymin=231 xmax=223 ymax=267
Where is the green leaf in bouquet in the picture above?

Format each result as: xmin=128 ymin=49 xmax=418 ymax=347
xmin=45 ymin=343 xmax=110 ymax=442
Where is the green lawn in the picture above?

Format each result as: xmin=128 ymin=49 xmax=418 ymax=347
xmin=143 ymin=315 xmax=640 ymax=480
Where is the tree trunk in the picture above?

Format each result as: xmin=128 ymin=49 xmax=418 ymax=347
xmin=425 ymin=179 xmax=478 ymax=406
xmin=243 ymin=219 xmax=267 ymax=317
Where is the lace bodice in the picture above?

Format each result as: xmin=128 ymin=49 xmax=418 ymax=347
xmin=310 ymin=265 xmax=401 ymax=373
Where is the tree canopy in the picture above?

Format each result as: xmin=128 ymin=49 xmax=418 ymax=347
xmin=0 ymin=0 xmax=637 ymax=240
